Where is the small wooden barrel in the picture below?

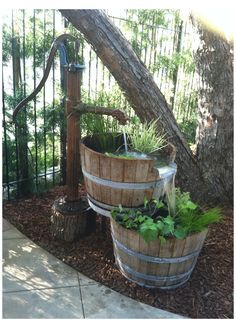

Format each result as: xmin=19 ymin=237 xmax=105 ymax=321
xmin=80 ymin=133 xmax=175 ymax=208
xmin=110 ymin=218 xmax=208 ymax=289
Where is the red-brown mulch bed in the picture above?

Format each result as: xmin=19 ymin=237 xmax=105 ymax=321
xmin=3 ymin=185 xmax=233 ymax=319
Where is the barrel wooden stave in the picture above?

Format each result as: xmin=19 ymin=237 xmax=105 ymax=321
xmin=111 ymin=219 xmax=208 ymax=289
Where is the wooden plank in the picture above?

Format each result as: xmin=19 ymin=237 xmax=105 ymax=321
xmin=90 ymin=151 xmax=100 ymax=177
xmin=156 ymin=239 xmax=175 ymax=280
xmin=90 ymin=181 xmax=101 ymax=202
xmin=123 ymin=160 xmax=137 ymax=182
xmin=172 ymin=233 xmax=200 ymax=281
xmin=127 ymin=228 xmax=141 ymax=279
xmin=80 ymin=143 xmax=85 ymax=169
xmin=168 ymin=238 xmax=187 ymax=277
xmin=121 ymin=160 xmax=136 ymax=206
xmin=110 ymin=157 xmax=123 ymax=205
xmin=99 ymin=155 xmax=111 ymax=179
xmin=135 ymin=161 xmax=149 ymax=182
xmin=181 ymin=230 xmax=208 ymax=276
xmin=147 ymin=161 xmax=160 ymax=182
xmin=110 ymin=188 xmax=123 ymax=206
xmin=98 ymin=155 xmax=111 ymax=205
xmin=84 ymin=148 xmax=92 ymax=174
xmin=85 ymin=177 xmax=94 ymax=198
xmin=121 ymin=188 xmax=134 ymax=207
xmin=110 ymin=157 xmax=124 ymax=182
xmin=113 ymin=222 xmax=142 ymax=282
xmin=83 ymin=176 xmax=89 ymax=194
xmin=132 ymin=190 xmax=145 ymax=207
xmin=141 ymin=238 xmax=160 ymax=278
xmin=100 ymin=185 xmax=112 ymax=205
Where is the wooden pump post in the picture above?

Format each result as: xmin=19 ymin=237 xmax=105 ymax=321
xmin=65 ymin=65 xmax=82 ymax=202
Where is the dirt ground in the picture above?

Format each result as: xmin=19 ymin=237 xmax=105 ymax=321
xmin=3 ymin=185 xmax=233 ymax=319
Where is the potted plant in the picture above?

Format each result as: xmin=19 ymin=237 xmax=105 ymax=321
xmin=110 ymin=188 xmax=222 ymax=289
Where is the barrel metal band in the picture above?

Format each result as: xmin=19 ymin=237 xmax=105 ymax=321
xmin=115 ymin=255 xmax=195 ymax=282
xmin=115 ymin=257 xmax=192 ymax=290
xmin=87 ymin=194 xmax=147 ymax=212
xmin=111 ymin=233 xmax=200 ymax=264
xmin=88 ymin=198 xmax=111 ymax=218
xmin=82 ymin=168 xmax=160 ymax=190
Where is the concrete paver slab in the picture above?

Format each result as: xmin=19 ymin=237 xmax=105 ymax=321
xmin=3 ymin=219 xmax=13 ymax=232
xmin=78 ymin=272 xmax=98 ymax=286
xmin=3 ymin=219 xmax=27 ymax=240
xmin=3 ymin=238 xmax=79 ymax=292
xmin=80 ymin=283 xmax=183 ymax=319
xmin=3 ymin=286 xmax=84 ymax=319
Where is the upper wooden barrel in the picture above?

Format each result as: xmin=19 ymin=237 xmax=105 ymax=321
xmin=80 ymin=133 xmax=162 ymax=207
xmin=80 ymin=133 xmax=176 ymax=208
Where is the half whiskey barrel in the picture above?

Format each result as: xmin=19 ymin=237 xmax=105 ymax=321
xmin=110 ymin=218 xmax=208 ymax=289
xmin=80 ymin=133 xmax=176 ymax=208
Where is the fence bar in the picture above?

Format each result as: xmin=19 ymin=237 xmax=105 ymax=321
xmin=33 ymin=10 xmax=38 ymax=190
xmin=88 ymin=47 xmax=92 ymax=99
xmin=52 ymin=10 xmax=56 ymax=184
xmin=2 ymin=77 xmax=10 ymax=200
xmin=95 ymin=54 xmax=98 ymax=100
xmin=43 ymin=10 xmax=47 ymax=184
xmin=11 ymin=10 xmax=20 ymax=197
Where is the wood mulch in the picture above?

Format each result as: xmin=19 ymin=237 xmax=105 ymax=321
xmin=3 ymin=185 xmax=233 ymax=319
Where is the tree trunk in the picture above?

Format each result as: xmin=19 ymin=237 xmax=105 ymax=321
xmin=59 ymin=9 xmax=232 ymax=203
xmin=193 ymin=21 xmax=233 ymax=202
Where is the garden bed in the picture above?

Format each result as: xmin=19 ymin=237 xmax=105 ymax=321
xmin=3 ymin=185 xmax=233 ymax=318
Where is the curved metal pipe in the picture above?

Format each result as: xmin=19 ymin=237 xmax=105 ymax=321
xmin=12 ymin=33 xmax=79 ymax=121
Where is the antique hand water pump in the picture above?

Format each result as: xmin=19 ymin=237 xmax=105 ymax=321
xmin=13 ymin=34 xmax=128 ymax=241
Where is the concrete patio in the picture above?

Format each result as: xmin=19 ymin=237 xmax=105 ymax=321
xmin=2 ymin=219 xmax=184 ymax=319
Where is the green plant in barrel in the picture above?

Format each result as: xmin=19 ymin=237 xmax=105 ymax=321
xmin=104 ymin=119 xmax=167 ymax=158
xmin=111 ymin=188 xmax=222 ymax=243
xmin=127 ymin=119 xmax=167 ymax=154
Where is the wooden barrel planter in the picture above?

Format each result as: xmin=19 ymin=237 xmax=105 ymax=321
xmin=110 ymin=218 xmax=208 ymax=289
xmin=80 ymin=133 xmax=176 ymax=209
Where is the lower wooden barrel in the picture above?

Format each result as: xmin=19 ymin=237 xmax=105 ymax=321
xmin=80 ymin=133 xmax=176 ymax=208
xmin=110 ymin=218 xmax=208 ymax=289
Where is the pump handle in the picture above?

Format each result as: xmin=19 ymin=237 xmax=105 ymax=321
xmin=13 ymin=34 xmax=79 ymax=121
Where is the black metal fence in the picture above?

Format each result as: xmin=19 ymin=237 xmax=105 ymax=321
xmin=2 ymin=9 xmax=199 ymax=200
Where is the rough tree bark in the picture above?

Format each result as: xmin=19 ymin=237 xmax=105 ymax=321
xmin=60 ymin=9 xmax=233 ymax=203
xmin=193 ymin=20 xmax=233 ymax=202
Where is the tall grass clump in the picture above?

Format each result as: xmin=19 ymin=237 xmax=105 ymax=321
xmin=128 ymin=119 xmax=167 ymax=154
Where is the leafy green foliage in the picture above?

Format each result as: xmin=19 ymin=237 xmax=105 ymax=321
xmin=172 ymin=188 xmax=223 ymax=238
xmin=175 ymin=207 xmax=222 ymax=238
xmin=151 ymin=51 xmax=195 ymax=77
xmin=178 ymin=118 xmax=198 ymax=145
xmin=139 ymin=218 xmax=159 ymax=242
xmin=111 ymin=189 xmax=223 ymax=243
